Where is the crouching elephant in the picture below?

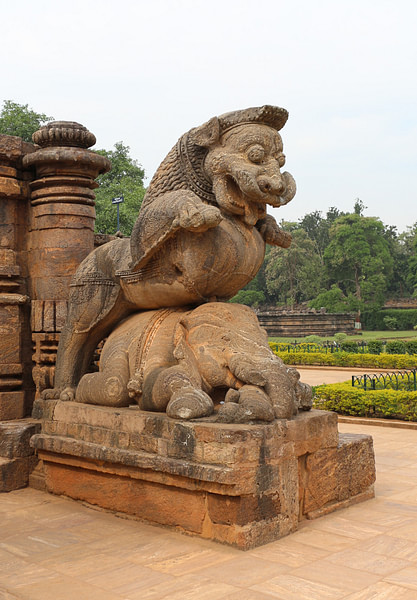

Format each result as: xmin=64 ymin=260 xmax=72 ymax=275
xmin=76 ymin=303 xmax=312 ymax=423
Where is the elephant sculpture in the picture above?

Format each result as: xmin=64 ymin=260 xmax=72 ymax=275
xmin=44 ymin=105 xmax=297 ymax=403
xmin=76 ymin=303 xmax=312 ymax=422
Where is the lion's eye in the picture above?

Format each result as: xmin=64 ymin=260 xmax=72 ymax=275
xmin=247 ymin=145 xmax=265 ymax=164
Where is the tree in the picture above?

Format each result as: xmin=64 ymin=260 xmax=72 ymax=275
xmin=0 ymin=100 xmax=53 ymax=141
xmin=406 ymin=225 xmax=417 ymax=296
xmin=265 ymin=228 xmax=324 ymax=307
xmin=324 ymin=214 xmax=393 ymax=309
xmin=309 ymin=284 xmax=360 ymax=313
xmin=94 ymin=142 xmax=146 ymax=235
xmin=298 ymin=207 xmax=344 ymax=261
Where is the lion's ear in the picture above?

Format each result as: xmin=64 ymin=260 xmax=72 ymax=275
xmin=189 ymin=117 xmax=220 ymax=147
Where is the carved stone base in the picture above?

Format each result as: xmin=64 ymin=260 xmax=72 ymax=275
xmin=0 ymin=420 xmax=41 ymax=492
xmin=30 ymin=401 xmax=375 ymax=549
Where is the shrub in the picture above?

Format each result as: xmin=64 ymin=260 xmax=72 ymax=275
xmin=386 ymin=340 xmax=407 ymax=355
xmin=340 ymin=341 xmax=359 ymax=353
xmin=313 ymin=382 xmax=417 ymax=421
xmin=405 ymin=340 xmax=417 ymax=355
xmin=271 ymin=349 xmax=417 ymax=369
xmin=367 ymin=340 xmax=383 ymax=355
xmin=334 ymin=333 xmax=348 ymax=343
xmin=305 ymin=335 xmax=321 ymax=343
xmin=383 ymin=315 xmax=398 ymax=330
xmin=362 ymin=309 xmax=417 ymax=331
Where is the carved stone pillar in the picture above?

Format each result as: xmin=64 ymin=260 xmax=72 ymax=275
xmin=23 ymin=122 xmax=111 ymax=397
xmin=0 ymin=135 xmax=34 ymax=418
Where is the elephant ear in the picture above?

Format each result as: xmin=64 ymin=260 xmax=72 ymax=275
xmin=189 ymin=117 xmax=220 ymax=147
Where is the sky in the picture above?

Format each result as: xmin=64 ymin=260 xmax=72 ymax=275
xmin=2 ymin=0 xmax=417 ymax=233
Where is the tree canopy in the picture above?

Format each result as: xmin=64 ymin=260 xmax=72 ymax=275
xmin=0 ymin=100 xmax=53 ymax=142
xmin=94 ymin=142 xmax=146 ymax=236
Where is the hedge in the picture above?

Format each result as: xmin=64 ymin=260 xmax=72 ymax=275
xmin=362 ymin=308 xmax=417 ymax=331
xmin=313 ymin=382 xmax=417 ymax=421
xmin=271 ymin=350 xmax=417 ymax=369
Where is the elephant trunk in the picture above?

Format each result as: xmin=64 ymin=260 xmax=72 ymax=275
xmin=227 ymin=353 xmax=296 ymax=420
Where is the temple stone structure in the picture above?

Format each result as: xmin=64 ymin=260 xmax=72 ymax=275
xmin=0 ymin=123 xmax=110 ymax=490
xmin=31 ymin=400 xmax=375 ymax=549
xmin=1 ymin=109 xmax=376 ymax=549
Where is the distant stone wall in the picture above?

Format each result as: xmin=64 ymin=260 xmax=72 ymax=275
xmin=257 ymin=311 xmax=356 ymax=337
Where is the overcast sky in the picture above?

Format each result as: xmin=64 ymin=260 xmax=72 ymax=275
xmin=3 ymin=0 xmax=416 ymax=233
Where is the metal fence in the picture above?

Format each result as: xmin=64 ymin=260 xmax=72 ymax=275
xmin=352 ymin=369 xmax=417 ymax=391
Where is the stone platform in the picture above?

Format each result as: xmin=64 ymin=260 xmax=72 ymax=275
xmin=30 ymin=400 xmax=375 ymax=550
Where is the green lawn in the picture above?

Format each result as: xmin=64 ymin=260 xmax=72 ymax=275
xmin=269 ymin=330 xmax=417 ymax=344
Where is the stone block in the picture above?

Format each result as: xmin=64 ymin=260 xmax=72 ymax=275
xmin=0 ymin=391 xmax=25 ymax=420
xmin=0 ymin=455 xmax=38 ymax=492
xmin=302 ymin=432 xmax=376 ymax=517
xmin=0 ymin=420 xmax=40 ymax=458
xmin=30 ymin=405 xmax=376 ymax=549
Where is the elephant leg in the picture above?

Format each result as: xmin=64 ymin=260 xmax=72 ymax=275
xmin=76 ymin=349 xmax=130 ymax=407
xmin=140 ymin=365 xmax=214 ymax=420
xmin=44 ymin=290 xmax=133 ymax=402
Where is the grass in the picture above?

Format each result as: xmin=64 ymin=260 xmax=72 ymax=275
xmin=269 ymin=330 xmax=417 ymax=344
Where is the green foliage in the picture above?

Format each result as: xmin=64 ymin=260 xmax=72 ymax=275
xmin=383 ymin=315 xmax=398 ymax=330
xmin=340 ymin=341 xmax=359 ymax=353
xmin=313 ymin=383 xmax=417 ymax=421
xmin=229 ymin=289 xmax=265 ymax=307
xmin=309 ymin=285 xmax=359 ymax=313
xmin=324 ymin=214 xmax=393 ymax=307
xmin=0 ymin=100 xmax=53 ymax=142
xmin=367 ymin=340 xmax=383 ymax=354
xmin=265 ymin=228 xmax=324 ymax=307
xmin=362 ymin=309 xmax=417 ymax=331
xmin=305 ymin=335 xmax=321 ymax=343
xmin=386 ymin=340 xmax=407 ymax=354
xmin=406 ymin=340 xmax=417 ymax=354
xmin=271 ymin=349 xmax=417 ymax=369
xmin=94 ymin=142 xmax=146 ymax=235
xmin=334 ymin=333 xmax=348 ymax=343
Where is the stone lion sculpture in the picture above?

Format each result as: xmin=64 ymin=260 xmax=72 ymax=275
xmin=76 ymin=303 xmax=312 ymax=422
xmin=46 ymin=105 xmax=298 ymax=404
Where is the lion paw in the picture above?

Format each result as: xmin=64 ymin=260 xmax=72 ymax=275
xmin=41 ymin=388 xmax=61 ymax=400
xmin=177 ymin=204 xmax=222 ymax=232
xmin=60 ymin=387 xmax=76 ymax=402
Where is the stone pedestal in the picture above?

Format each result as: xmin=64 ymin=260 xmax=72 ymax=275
xmin=31 ymin=403 xmax=375 ymax=549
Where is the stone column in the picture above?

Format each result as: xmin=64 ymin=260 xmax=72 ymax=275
xmin=0 ymin=135 xmax=34 ymax=419
xmin=22 ymin=122 xmax=111 ymax=397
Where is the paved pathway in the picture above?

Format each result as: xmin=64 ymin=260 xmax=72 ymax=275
xmin=1 ymin=420 xmax=417 ymax=599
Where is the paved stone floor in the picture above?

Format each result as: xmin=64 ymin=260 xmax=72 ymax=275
xmin=1 ymin=419 xmax=417 ymax=599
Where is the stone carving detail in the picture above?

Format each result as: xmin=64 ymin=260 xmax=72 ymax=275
xmin=45 ymin=106 xmax=310 ymax=422
xmin=76 ymin=303 xmax=312 ymax=421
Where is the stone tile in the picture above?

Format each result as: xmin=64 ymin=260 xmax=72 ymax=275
xmin=303 ymin=514 xmax=386 ymax=540
xmin=144 ymin=548 xmax=233 ymax=576
xmin=384 ymin=566 xmax=417 ymax=590
xmin=4 ymin=575 xmax=124 ymax=600
xmin=359 ymin=534 xmax=417 ymax=561
xmin=251 ymin=573 xmax=346 ymax=600
xmin=250 ymin=538 xmax=330 ymax=567
xmin=124 ymin=573 xmax=238 ymax=600
xmin=191 ymin=555 xmax=290 ymax=586
xmin=223 ymin=591 xmax=281 ymax=600
xmin=289 ymin=559 xmax=381 ymax=593
xmin=85 ymin=562 xmax=174 ymax=594
xmin=326 ymin=548 xmax=411 ymax=575
xmin=289 ymin=527 xmax=357 ymax=552
xmin=344 ymin=581 xmax=417 ymax=599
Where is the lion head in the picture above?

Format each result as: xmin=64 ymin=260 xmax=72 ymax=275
xmin=188 ymin=105 xmax=296 ymax=225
